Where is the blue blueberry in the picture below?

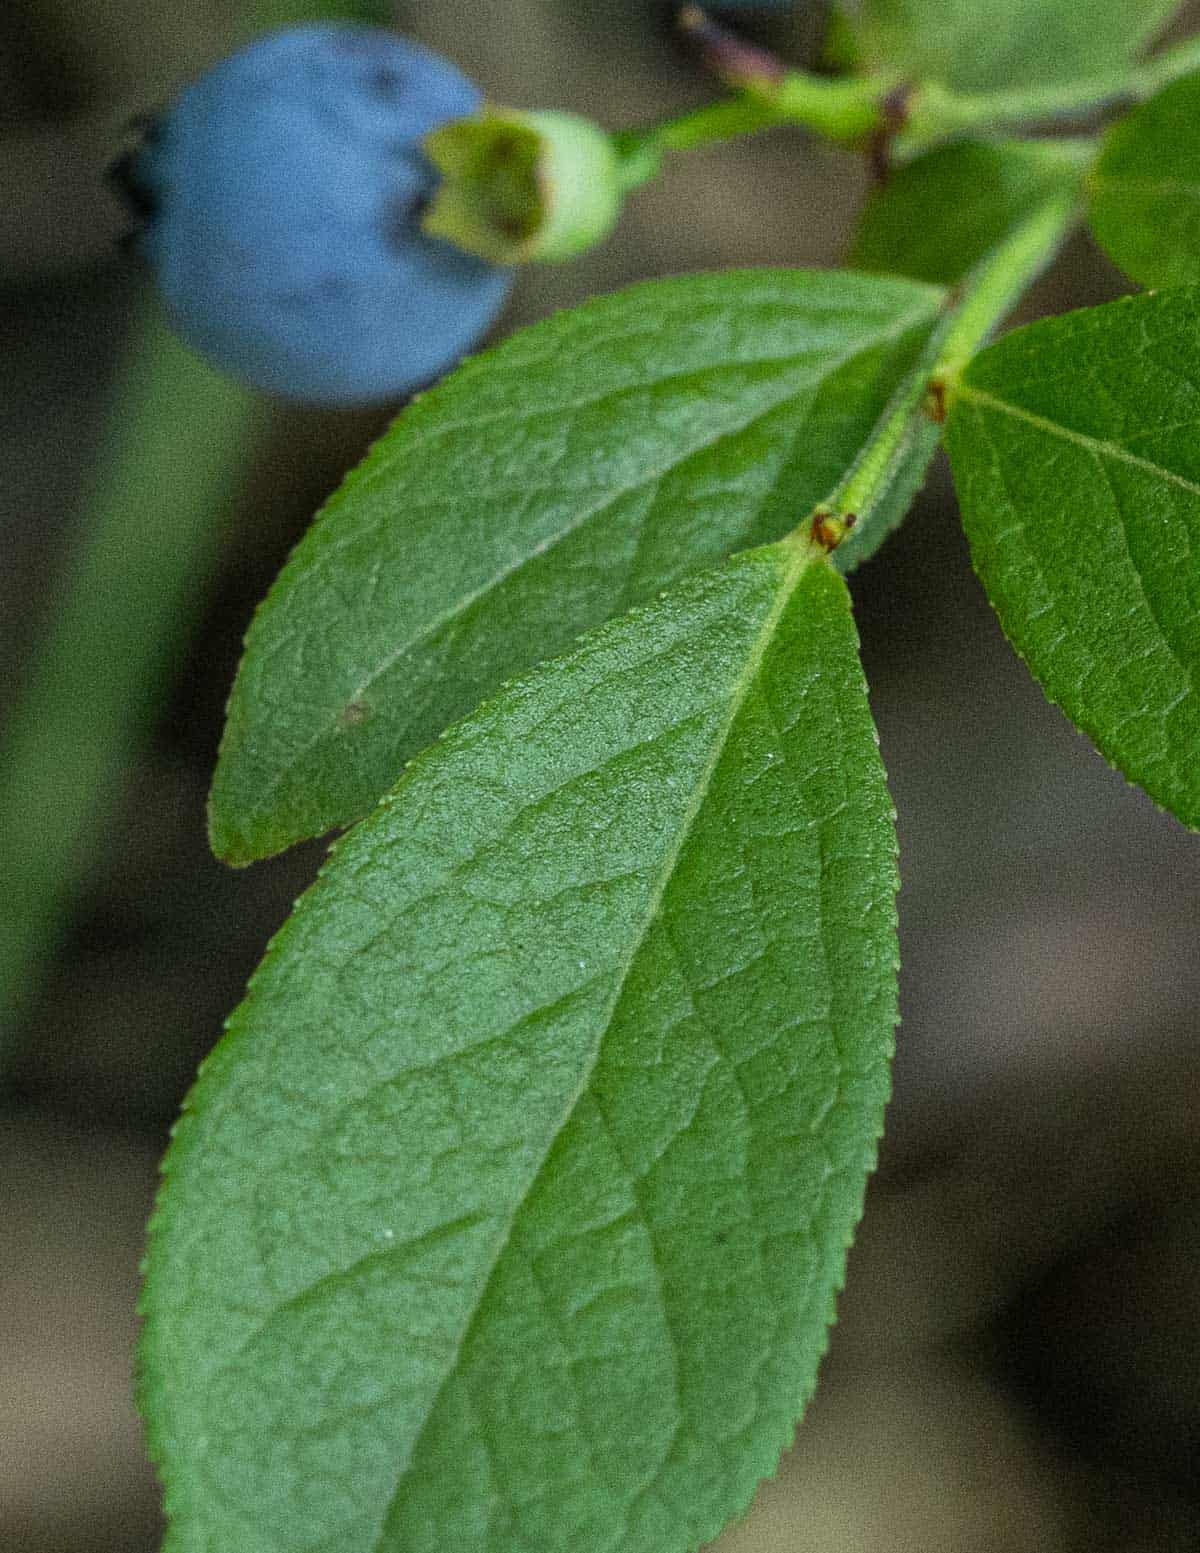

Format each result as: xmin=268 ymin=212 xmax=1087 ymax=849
xmin=121 ymin=24 xmax=513 ymax=406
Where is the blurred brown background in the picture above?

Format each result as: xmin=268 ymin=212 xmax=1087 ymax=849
xmin=2 ymin=3 xmax=1199 ymax=1549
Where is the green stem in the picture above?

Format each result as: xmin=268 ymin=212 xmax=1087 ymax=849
xmin=615 ymin=69 xmax=889 ymax=187
xmin=615 ymin=100 xmax=775 ymax=188
xmin=902 ymin=32 xmax=1200 ymax=154
xmin=619 ymin=29 xmax=1200 ymax=185
xmin=603 ymin=23 xmax=1200 ymax=238
xmin=810 ymin=183 xmax=1083 ymax=559
xmin=932 ymin=185 xmax=1086 ymax=384
xmin=770 ymin=70 xmax=892 ymax=140
xmin=0 ymin=311 xmax=262 ymax=1062
xmin=1136 ymin=31 xmax=1200 ymax=96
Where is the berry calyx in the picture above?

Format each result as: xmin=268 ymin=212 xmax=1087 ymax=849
xmin=422 ymin=108 xmax=624 ymax=264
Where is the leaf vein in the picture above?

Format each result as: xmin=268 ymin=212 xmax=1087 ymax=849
xmin=958 ymin=384 xmax=1200 ymax=499
xmin=368 ymin=550 xmax=813 ymax=1553
xmin=235 ymin=305 xmax=933 ymax=837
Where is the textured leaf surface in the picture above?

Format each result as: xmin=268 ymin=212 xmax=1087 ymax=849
xmin=856 ymin=0 xmax=1179 ymax=93
xmin=851 ymin=140 xmax=1088 ymax=286
xmin=1090 ymin=71 xmax=1200 ymax=289
xmin=946 ymin=289 xmax=1200 ymax=828
xmin=141 ymin=543 xmax=899 ymax=1553
xmin=209 ymin=269 xmax=942 ymax=863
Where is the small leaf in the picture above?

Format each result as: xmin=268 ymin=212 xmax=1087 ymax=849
xmin=855 ymin=0 xmax=1179 ymax=94
xmin=140 ymin=543 xmax=899 ymax=1553
xmin=851 ymin=139 xmax=1090 ymax=286
xmin=945 ymin=288 xmax=1200 ymax=829
xmin=1089 ymin=70 xmax=1200 ymax=290
xmin=209 ymin=269 xmax=942 ymax=863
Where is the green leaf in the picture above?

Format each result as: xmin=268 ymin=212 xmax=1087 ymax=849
xmin=1089 ymin=70 xmax=1200 ymax=290
xmin=855 ymin=0 xmax=1180 ymax=94
xmin=945 ymin=288 xmax=1200 ymax=829
xmin=851 ymin=139 xmax=1090 ymax=286
xmin=209 ymin=269 xmax=943 ymax=863
xmin=140 ymin=542 xmax=899 ymax=1553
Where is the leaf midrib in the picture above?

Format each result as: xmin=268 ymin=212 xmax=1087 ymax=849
xmin=353 ymin=283 xmax=941 ymax=471
xmin=290 ymin=287 xmax=944 ymax=572
xmin=959 ymin=383 xmax=1198 ymax=737
xmin=364 ymin=545 xmax=815 ymax=1553
xmin=227 ymin=302 xmax=933 ymax=846
xmin=956 ymin=383 xmax=1200 ymax=500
